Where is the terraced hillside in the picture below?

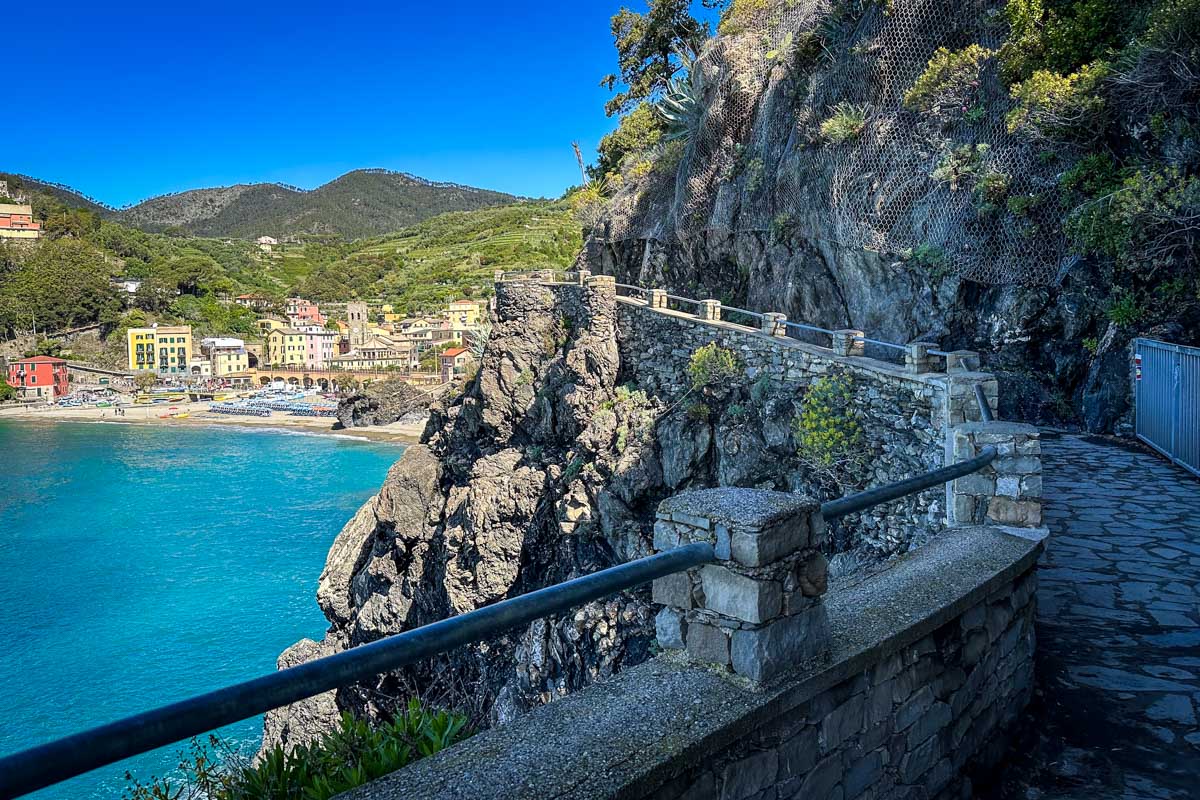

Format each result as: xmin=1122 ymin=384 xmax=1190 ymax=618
xmin=294 ymin=200 xmax=581 ymax=312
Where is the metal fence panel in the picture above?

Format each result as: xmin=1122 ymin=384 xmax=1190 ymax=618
xmin=1135 ymin=338 xmax=1200 ymax=478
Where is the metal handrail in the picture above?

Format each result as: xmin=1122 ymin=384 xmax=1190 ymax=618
xmin=664 ymin=294 xmax=700 ymax=307
xmin=0 ymin=544 xmax=716 ymax=799
xmin=821 ymin=447 xmax=997 ymax=521
xmin=975 ymin=383 xmax=994 ymax=423
xmin=721 ymin=306 xmax=764 ymax=322
xmin=782 ymin=320 xmax=835 ymax=336
xmin=856 ymin=336 xmax=908 ymax=353
xmin=0 ymin=445 xmax=1002 ymax=798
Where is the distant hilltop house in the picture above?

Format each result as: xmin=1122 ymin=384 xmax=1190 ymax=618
xmin=255 ymin=235 xmax=278 ymax=253
xmin=111 ymin=278 xmax=143 ymax=297
xmin=0 ymin=202 xmax=42 ymax=240
xmin=6 ymin=356 xmax=69 ymax=400
xmin=234 ymin=294 xmax=274 ymax=311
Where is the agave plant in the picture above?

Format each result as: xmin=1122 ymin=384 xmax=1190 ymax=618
xmin=654 ymin=45 xmax=706 ymax=142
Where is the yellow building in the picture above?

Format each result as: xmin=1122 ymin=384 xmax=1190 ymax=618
xmin=257 ymin=318 xmax=286 ymax=336
xmin=445 ymin=299 xmax=482 ymax=330
xmin=127 ymin=326 xmax=193 ymax=376
xmin=211 ymin=350 xmax=249 ymax=376
xmin=265 ymin=329 xmax=309 ymax=368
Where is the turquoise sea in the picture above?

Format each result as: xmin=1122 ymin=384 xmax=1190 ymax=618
xmin=0 ymin=420 xmax=403 ymax=799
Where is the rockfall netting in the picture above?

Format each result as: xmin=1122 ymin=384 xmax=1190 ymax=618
xmin=599 ymin=0 xmax=1074 ymax=286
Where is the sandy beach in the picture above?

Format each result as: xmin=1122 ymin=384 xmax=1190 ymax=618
xmin=0 ymin=401 xmax=424 ymax=443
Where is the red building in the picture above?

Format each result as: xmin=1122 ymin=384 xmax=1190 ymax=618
xmin=6 ymin=356 xmax=70 ymax=400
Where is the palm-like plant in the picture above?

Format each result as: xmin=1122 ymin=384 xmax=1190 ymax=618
xmin=655 ymin=45 xmax=706 ymax=142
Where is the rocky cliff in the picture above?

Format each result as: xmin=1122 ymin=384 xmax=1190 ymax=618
xmin=581 ymin=0 xmax=1200 ymax=433
xmin=335 ymin=379 xmax=444 ymax=429
xmin=264 ymin=277 xmax=949 ymax=750
xmin=264 ymin=280 xmax=656 ymax=748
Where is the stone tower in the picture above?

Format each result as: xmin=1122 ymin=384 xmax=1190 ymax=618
xmin=348 ymin=302 xmax=369 ymax=348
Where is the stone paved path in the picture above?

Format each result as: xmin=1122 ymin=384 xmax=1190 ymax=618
xmin=994 ymin=434 xmax=1200 ymax=800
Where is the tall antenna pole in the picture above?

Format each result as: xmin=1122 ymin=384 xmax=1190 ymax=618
xmin=572 ymin=142 xmax=588 ymax=186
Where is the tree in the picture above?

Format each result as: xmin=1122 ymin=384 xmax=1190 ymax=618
xmin=134 ymin=372 xmax=158 ymax=393
xmin=0 ymin=238 xmax=120 ymax=335
xmin=600 ymin=0 xmax=707 ymax=117
xmin=590 ymin=103 xmax=666 ymax=181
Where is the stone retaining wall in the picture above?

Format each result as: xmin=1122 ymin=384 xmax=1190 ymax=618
xmin=342 ymin=527 xmax=1043 ymax=800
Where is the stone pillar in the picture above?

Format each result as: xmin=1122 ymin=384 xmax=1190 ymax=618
xmin=946 ymin=374 xmax=998 ymax=425
xmin=652 ymin=488 xmax=830 ymax=683
xmin=905 ymin=342 xmax=938 ymax=374
xmin=761 ymin=313 xmax=787 ymax=337
xmin=698 ymin=299 xmax=722 ymax=322
xmin=945 ymin=350 xmax=981 ymax=372
xmin=577 ymin=269 xmax=591 ymax=285
xmin=832 ymin=329 xmax=865 ymax=358
xmin=949 ymin=422 xmax=1043 ymax=529
xmin=587 ymin=274 xmax=616 ymax=297
xmin=648 ymin=288 xmax=668 ymax=309
xmin=494 ymin=269 xmax=505 ymax=284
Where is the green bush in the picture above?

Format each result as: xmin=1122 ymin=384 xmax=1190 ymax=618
xmin=903 ymin=45 xmax=993 ymax=118
xmin=1066 ymin=167 xmax=1200 ymax=276
xmin=125 ymin=703 xmax=470 ymax=800
xmin=974 ymin=170 xmax=1012 ymax=213
xmin=794 ymin=375 xmax=863 ymax=470
xmin=688 ymin=343 xmax=740 ymax=390
xmin=1105 ymin=289 xmax=1143 ymax=326
xmin=1083 ymin=336 xmax=1101 ymax=354
xmin=931 ymin=144 xmax=990 ymax=191
xmin=819 ymin=103 xmax=869 ymax=144
xmin=1006 ymin=62 xmax=1109 ymax=142
xmin=1000 ymin=0 xmax=1139 ymax=80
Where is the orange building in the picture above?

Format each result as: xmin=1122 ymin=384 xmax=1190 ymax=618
xmin=0 ymin=203 xmax=42 ymax=240
xmin=6 ymin=356 xmax=69 ymax=400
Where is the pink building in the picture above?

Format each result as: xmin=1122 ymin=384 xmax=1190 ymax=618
xmin=285 ymin=297 xmax=326 ymax=326
xmin=303 ymin=330 xmax=338 ymax=369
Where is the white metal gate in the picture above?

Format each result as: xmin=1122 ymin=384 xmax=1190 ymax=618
xmin=1135 ymin=338 xmax=1200 ymax=478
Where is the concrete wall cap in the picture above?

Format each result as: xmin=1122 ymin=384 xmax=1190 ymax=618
xmin=658 ymin=488 xmax=818 ymax=532
xmin=953 ymin=421 xmax=1039 ymax=436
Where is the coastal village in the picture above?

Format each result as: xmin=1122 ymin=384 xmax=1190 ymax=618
xmin=2 ymin=283 xmax=483 ymax=433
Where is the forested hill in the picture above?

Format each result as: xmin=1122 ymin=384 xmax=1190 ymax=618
xmin=115 ymin=169 xmax=522 ymax=239
xmin=0 ymin=173 xmax=113 ymax=215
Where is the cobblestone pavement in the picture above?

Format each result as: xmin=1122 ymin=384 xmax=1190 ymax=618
xmin=992 ymin=434 xmax=1200 ymax=800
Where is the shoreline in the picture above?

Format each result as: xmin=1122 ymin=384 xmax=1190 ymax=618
xmin=0 ymin=402 xmax=424 ymax=444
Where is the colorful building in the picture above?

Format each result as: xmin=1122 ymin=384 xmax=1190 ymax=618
xmin=126 ymin=326 xmax=193 ymax=376
xmin=265 ymin=328 xmax=338 ymax=369
xmin=439 ymin=347 xmax=473 ymax=384
xmin=6 ymin=356 xmax=69 ymax=400
xmin=285 ymin=297 xmax=326 ymax=326
xmin=445 ymin=299 xmax=483 ymax=330
xmin=0 ymin=203 xmax=42 ymax=240
xmin=200 ymin=337 xmax=250 ymax=377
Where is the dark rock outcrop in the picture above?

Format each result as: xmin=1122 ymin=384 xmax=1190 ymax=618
xmin=335 ymin=379 xmax=441 ymax=429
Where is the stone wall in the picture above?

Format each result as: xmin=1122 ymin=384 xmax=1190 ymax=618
xmin=614 ymin=294 xmax=990 ymax=557
xmin=343 ymin=526 xmax=1043 ymax=800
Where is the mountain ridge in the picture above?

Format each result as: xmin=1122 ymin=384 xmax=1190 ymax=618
xmin=2 ymin=168 xmax=527 ymax=240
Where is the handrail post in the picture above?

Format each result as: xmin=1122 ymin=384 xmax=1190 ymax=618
xmin=698 ymin=299 xmax=721 ymax=322
xmin=648 ymin=289 xmax=668 ymax=309
xmin=832 ymin=329 xmax=865 ymax=357
xmin=653 ymin=489 xmax=829 ymax=682
xmin=905 ymin=342 xmax=937 ymax=374
xmin=761 ymin=313 xmax=787 ymax=337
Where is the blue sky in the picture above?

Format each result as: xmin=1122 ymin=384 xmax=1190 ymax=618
xmin=6 ymin=1 xmax=717 ymax=207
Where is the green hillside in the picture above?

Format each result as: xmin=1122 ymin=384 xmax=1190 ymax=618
xmin=116 ymin=169 xmax=523 ymax=239
xmin=0 ymin=180 xmax=580 ymax=354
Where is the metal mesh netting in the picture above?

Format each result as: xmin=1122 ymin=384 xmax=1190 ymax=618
xmin=599 ymin=0 xmax=1074 ymax=286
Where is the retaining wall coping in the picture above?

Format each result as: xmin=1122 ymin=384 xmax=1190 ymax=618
xmin=656 ymin=488 xmax=818 ymax=531
xmin=340 ymin=527 xmax=1043 ymax=800
xmin=616 ymin=296 xmax=954 ymax=390
xmin=954 ymin=421 xmax=1039 ymax=436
